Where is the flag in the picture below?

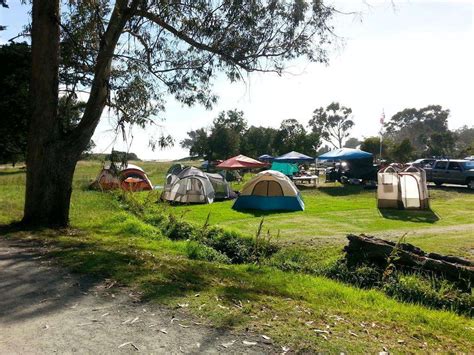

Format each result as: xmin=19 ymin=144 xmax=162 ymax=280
xmin=380 ymin=110 xmax=385 ymax=125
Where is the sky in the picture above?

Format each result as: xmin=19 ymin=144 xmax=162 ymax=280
xmin=1 ymin=0 xmax=473 ymax=160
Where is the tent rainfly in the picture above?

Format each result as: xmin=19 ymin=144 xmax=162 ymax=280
xmin=274 ymin=151 xmax=314 ymax=163
xmin=258 ymin=154 xmax=274 ymax=162
xmin=233 ymin=170 xmax=304 ymax=211
xmin=377 ymin=165 xmax=429 ymax=210
xmin=90 ymin=164 xmax=153 ymax=192
xmin=217 ymin=154 xmax=268 ymax=169
xmin=317 ymin=148 xmax=372 ymax=160
xmin=161 ymin=167 xmax=215 ymax=204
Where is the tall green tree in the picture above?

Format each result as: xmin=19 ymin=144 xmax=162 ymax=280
xmin=344 ymin=137 xmax=361 ymax=149
xmin=359 ymin=136 xmax=389 ymax=161
xmin=0 ymin=43 xmax=94 ymax=165
xmin=25 ymin=0 xmax=337 ymax=226
xmin=390 ymin=138 xmax=414 ymax=163
xmin=0 ymin=0 xmax=8 ymax=31
xmin=0 ymin=42 xmax=30 ymax=165
xmin=454 ymin=125 xmax=474 ymax=157
xmin=425 ymin=131 xmax=456 ymax=157
xmin=208 ymin=110 xmax=247 ymax=160
xmin=309 ymin=102 xmax=354 ymax=149
xmin=276 ymin=119 xmax=320 ymax=156
xmin=180 ymin=128 xmax=209 ymax=158
xmin=241 ymin=126 xmax=278 ymax=158
xmin=385 ymin=105 xmax=451 ymax=155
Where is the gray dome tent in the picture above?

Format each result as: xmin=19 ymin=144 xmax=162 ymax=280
xmin=205 ymin=172 xmax=233 ymax=200
xmin=161 ymin=167 xmax=215 ymax=204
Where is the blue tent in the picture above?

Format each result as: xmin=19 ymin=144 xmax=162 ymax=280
xmin=258 ymin=154 xmax=274 ymax=162
xmin=274 ymin=151 xmax=314 ymax=163
xmin=271 ymin=162 xmax=299 ymax=176
xmin=318 ymin=148 xmax=373 ymax=160
xmin=233 ymin=170 xmax=304 ymax=211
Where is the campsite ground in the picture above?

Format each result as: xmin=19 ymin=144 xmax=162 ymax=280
xmin=0 ymin=238 xmax=277 ymax=354
xmin=0 ymin=160 xmax=473 ymax=353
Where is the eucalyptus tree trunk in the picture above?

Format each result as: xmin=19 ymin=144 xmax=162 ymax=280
xmin=23 ymin=0 xmax=131 ymax=227
xmin=22 ymin=0 xmax=69 ymax=226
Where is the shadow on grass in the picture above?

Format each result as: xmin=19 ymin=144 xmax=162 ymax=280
xmin=0 ymin=223 xmax=98 ymax=324
xmin=379 ymin=208 xmax=440 ymax=223
xmin=0 ymin=222 xmax=293 ymax=328
xmin=317 ymin=185 xmax=366 ymax=196
xmin=233 ymin=209 xmax=300 ymax=218
xmin=0 ymin=169 xmax=26 ymax=176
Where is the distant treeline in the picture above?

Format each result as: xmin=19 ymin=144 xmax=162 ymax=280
xmin=81 ymin=150 xmax=141 ymax=162
xmin=181 ymin=107 xmax=474 ymax=163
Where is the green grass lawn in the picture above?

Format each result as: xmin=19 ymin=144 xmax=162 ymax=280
xmin=171 ymin=178 xmax=474 ymax=260
xmin=0 ymin=160 xmax=473 ymax=352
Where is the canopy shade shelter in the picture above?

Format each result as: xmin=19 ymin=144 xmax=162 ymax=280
xmin=274 ymin=151 xmax=314 ymax=163
xmin=216 ymin=154 xmax=268 ymax=170
xmin=318 ymin=148 xmax=373 ymax=160
xmin=258 ymin=154 xmax=274 ymax=162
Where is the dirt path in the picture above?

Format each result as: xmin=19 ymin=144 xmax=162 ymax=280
xmin=371 ymin=223 xmax=474 ymax=238
xmin=0 ymin=239 xmax=278 ymax=354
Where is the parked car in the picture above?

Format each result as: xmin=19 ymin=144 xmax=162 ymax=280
xmin=407 ymin=158 xmax=436 ymax=168
xmin=317 ymin=159 xmax=339 ymax=168
xmin=424 ymin=160 xmax=474 ymax=189
xmin=464 ymin=155 xmax=474 ymax=161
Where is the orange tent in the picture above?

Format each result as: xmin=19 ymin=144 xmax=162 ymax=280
xmin=91 ymin=164 xmax=153 ymax=192
xmin=216 ymin=154 xmax=268 ymax=170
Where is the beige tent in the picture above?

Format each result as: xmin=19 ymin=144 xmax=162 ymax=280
xmin=377 ymin=165 xmax=429 ymax=210
xmin=233 ymin=170 xmax=304 ymax=211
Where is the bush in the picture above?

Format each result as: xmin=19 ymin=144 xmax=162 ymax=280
xmin=327 ymin=260 xmax=473 ymax=316
xmin=186 ymin=241 xmax=230 ymax=264
xmin=143 ymin=212 xmax=168 ymax=229
xmin=200 ymin=227 xmax=254 ymax=264
xmin=199 ymin=227 xmax=279 ymax=264
xmin=114 ymin=190 xmax=280 ymax=264
xmin=161 ymin=215 xmax=279 ymax=264
xmin=164 ymin=215 xmax=197 ymax=240
xmin=384 ymin=274 xmax=473 ymax=316
xmin=266 ymin=249 xmax=312 ymax=273
xmin=327 ymin=260 xmax=382 ymax=289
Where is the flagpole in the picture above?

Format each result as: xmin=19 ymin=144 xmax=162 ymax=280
xmin=379 ymin=109 xmax=385 ymax=163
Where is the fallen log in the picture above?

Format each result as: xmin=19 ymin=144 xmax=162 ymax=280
xmin=344 ymin=234 xmax=474 ymax=286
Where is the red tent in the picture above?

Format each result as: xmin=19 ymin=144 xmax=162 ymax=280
xmin=217 ymin=154 xmax=268 ymax=170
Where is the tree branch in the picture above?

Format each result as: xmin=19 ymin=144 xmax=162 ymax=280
xmin=135 ymin=10 xmax=266 ymax=73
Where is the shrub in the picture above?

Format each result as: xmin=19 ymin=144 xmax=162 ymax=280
xmin=199 ymin=227 xmax=279 ymax=264
xmin=143 ymin=212 xmax=168 ymax=228
xmin=327 ymin=260 xmax=383 ymax=289
xmin=164 ymin=215 xmax=197 ymax=240
xmin=199 ymin=227 xmax=254 ymax=263
xmin=384 ymin=273 xmax=473 ymax=316
xmin=113 ymin=190 xmax=280 ymax=264
xmin=186 ymin=241 xmax=230 ymax=264
xmin=266 ymin=249 xmax=311 ymax=273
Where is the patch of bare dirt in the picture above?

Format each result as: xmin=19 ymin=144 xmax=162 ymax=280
xmin=0 ymin=239 xmax=279 ymax=354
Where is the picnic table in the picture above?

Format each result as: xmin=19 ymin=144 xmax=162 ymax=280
xmin=292 ymin=175 xmax=319 ymax=187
